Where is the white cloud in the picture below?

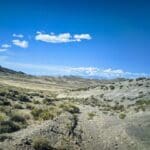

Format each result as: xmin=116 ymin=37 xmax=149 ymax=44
xmin=74 ymin=34 xmax=92 ymax=41
xmin=63 ymin=67 xmax=125 ymax=78
xmin=0 ymin=48 xmax=7 ymax=52
xmin=1 ymin=62 xmax=149 ymax=78
xmin=12 ymin=39 xmax=28 ymax=48
xmin=35 ymin=32 xmax=72 ymax=43
xmin=2 ymin=44 xmax=11 ymax=48
xmin=0 ymin=44 xmax=11 ymax=52
xmin=35 ymin=32 xmax=92 ymax=43
xmin=13 ymin=34 xmax=24 ymax=38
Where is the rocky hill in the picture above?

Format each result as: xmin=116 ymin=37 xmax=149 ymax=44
xmin=0 ymin=67 xmax=150 ymax=150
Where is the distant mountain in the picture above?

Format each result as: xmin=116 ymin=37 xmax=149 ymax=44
xmin=0 ymin=66 xmax=25 ymax=75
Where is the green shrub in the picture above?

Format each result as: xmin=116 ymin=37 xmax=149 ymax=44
xmin=13 ymin=103 xmax=24 ymax=109
xmin=43 ymin=98 xmax=53 ymax=105
xmin=26 ymin=103 xmax=35 ymax=109
xmin=8 ymin=89 xmax=19 ymax=97
xmin=0 ymin=97 xmax=11 ymax=106
xmin=138 ymin=83 xmax=143 ymax=86
xmin=109 ymin=85 xmax=115 ymax=90
xmin=10 ymin=89 xmax=19 ymax=95
xmin=134 ymin=105 xmax=146 ymax=112
xmin=31 ymin=108 xmax=43 ymax=120
xmin=100 ymin=94 xmax=104 ymax=98
xmin=59 ymin=102 xmax=80 ymax=114
xmin=31 ymin=107 xmax=61 ymax=121
xmin=33 ymin=100 xmax=41 ymax=104
xmin=119 ymin=113 xmax=126 ymax=119
xmin=0 ymin=113 xmax=7 ymax=121
xmin=112 ymin=104 xmax=125 ymax=112
xmin=10 ymin=114 xmax=26 ymax=123
xmin=18 ymin=95 xmax=30 ymax=102
xmin=103 ymin=111 xmax=108 ymax=114
xmin=39 ymin=110 xmax=55 ymax=120
xmin=32 ymin=137 xmax=55 ymax=150
xmin=0 ymin=135 xmax=12 ymax=142
xmin=0 ymin=92 xmax=6 ymax=97
xmin=88 ymin=112 xmax=95 ymax=120
xmin=39 ymin=94 xmax=44 ymax=98
xmin=0 ymin=120 xmax=20 ymax=134
xmin=136 ymin=99 xmax=150 ymax=105
xmin=136 ymin=77 xmax=146 ymax=81
xmin=129 ymin=79 xmax=133 ymax=82
xmin=3 ymin=100 xmax=11 ymax=106
xmin=0 ymin=106 xmax=11 ymax=115
xmin=120 ymin=85 xmax=123 ymax=89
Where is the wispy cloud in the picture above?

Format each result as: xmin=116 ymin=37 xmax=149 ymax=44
xmin=12 ymin=39 xmax=28 ymax=48
xmin=35 ymin=32 xmax=92 ymax=43
xmin=12 ymin=33 xmax=24 ymax=38
xmin=1 ymin=44 xmax=11 ymax=48
xmin=0 ymin=49 xmax=7 ymax=52
xmin=0 ymin=44 xmax=11 ymax=52
xmin=2 ymin=62 xmax=149 ymax=78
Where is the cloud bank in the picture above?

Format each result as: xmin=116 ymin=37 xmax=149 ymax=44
xmin=1 ymin=62 xmax=149 ymax=79
xmin=35 ymin=32 xmax=92 ymax=43
xmin=12 ymin=39 xmax=28 ymax=48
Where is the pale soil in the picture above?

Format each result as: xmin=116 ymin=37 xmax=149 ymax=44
xmin=0 ymin=73 xmax=150 ymax=150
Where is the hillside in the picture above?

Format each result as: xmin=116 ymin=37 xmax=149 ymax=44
xmin=0 ymin=66 xmax=25 ymax=75
xmin=0 ymin=67 xmax=150 ymax=150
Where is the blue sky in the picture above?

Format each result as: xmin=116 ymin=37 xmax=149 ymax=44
xmin=0 ymin=0 xmax=150 ymax=78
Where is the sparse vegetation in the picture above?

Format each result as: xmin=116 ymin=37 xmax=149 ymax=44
xmin=26 ymin=103 xmax=35 ymax=109
xmin=129 ymin=79 xmax=133 ymax=82
xmin=59 ymin=102 xmax=80 ymax=114
xmin=88 ymin=112 xmax=96 ymax=120
xmin=0 ymin=120 xmax=20 ymax=134
xmin=100 ymin=94 xmax=104 ymax=98
xmin=135 ymin=99 xmax=150 ymax=106
xmin=18 ymin=94 xmax=30 ymax=102
xmin=31 ymin=108 xmax=43 ymax=120
xmin=119 ymin=113 xmax=126 ymax=119
xmin=112 ymin=103 xmax=125 ymax=112
xmin=136 ymin=77 xmax=146 ymax=81
xmin=0 ymin=135 xmax=12 ymax=142
xmin=0 ymin=97 xmax=11 ymax=106
xmin=31 ymin=106 xmax=61 ymax=121
xmin=0 ymin=66 xmax=150 ymax=150
xmin=120 ymin=85 xmax=123 ymax=89
xmin=13 ymin=103 xmax=24 ymax=109
xmin=10 ymin=114 xmax=26 ymax=123
xmin=109 ymin=85 xmax=115 ymax=90
xmin=0 ymin=112 xmax=7 ymax=121
xmin=33 ymin=99 xmax=41 ymax=104
xmin=43 ymin=97 xmax=54 ymax=105
xmin=32 ymin=137 xmax=55 ymax=150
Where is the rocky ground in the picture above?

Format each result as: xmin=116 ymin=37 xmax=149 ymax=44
xmin=0 ymin=67 xmax=150 ymax=150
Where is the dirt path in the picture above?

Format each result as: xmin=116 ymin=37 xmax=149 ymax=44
xmin=1 ymin=105 xmax=150 ymax=150
xmin=76 ymin=105 xmax=140 ymax=150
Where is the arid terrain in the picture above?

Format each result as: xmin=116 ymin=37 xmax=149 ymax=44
xmin=0 ymin=66 xmax=150 ymax=150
